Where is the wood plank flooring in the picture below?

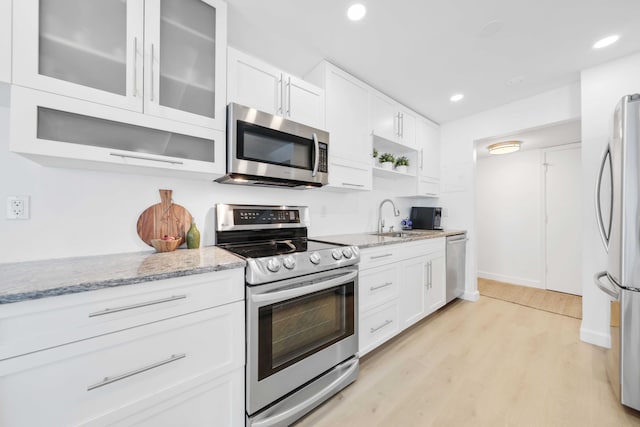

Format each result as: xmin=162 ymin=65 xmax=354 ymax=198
xmin=478 ymin=278 xmax=582 ymax=319
xmin=295 ymin=297 xmax=640 ymax=427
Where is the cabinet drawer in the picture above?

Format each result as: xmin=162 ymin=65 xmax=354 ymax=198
xmin=0 ymin=269 xmax=244 ymax=360
xmin=0 ymin=302 xmax=244 ymax=427
xmin=359 ymin=265 xmax=399 ymax=312
xmin=399 ymin=238 xmax=444 ymax=258
xmin=360 ymin=246 xmax=401 ymax=269
xmin=359 ymin=301 xmax=400 ymax=356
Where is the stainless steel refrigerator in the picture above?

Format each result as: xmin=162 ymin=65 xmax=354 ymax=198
xmin=595 ymin=93 xmax=640 ymax=411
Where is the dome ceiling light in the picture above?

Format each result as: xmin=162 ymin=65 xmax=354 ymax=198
xmin=487 ymin=140 xmax=521 ymax=155
xmin=593 ymin=35 xmax=620 ymax=49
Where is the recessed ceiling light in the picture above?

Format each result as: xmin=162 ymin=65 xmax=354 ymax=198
xmin=593 ymin=35 xmax=620 ymax=49
xmin=450 ymin=93 xmax=464 ymax=102
xmin=487 ymin=141 xmax=521 ymax=155
xmin=347 ymin=4 xmax=366 ymax=21
xmin=347 ymin=3 xmax=367 ymax=21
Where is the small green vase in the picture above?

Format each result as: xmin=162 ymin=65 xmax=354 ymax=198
xmin=186 ymin=221 xmax=200 ymax=249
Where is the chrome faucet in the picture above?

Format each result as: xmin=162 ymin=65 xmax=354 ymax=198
xmin=378 ymin=199 xmax=400 ymax=233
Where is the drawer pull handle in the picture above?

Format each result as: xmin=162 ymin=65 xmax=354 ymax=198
xmin=370 ymin=253 xmax=393 ymax=260
xmin=342 ymin=182 xmax=365 ymax=187
xmin=88 ymin=294 xmax=187 ymax=318
xmin=370 ymin=282 xmax=393 ymax=291
xmin=370 ymin=319 xmax=393 ymax=333
xmin=109 ymin=153 xmax=184 ymax=165
xmin=87 ymin=353 xmax=186 ymax=391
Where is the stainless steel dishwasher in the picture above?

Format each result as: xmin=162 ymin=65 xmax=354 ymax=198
xmin=446 ymin=233 xmax=467 ymax=303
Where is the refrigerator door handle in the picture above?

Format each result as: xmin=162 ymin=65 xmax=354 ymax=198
xmin=594 ymin=271 xmax=619 ymax=299
xmin=595 ymin=145 xmax=612 ymax=250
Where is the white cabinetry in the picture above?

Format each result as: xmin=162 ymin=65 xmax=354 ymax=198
xmin=358 ymin=246 xmax=401 ymax=355
xmin=9 ymin=0 xmax=228 ymax=178
xmin=0 ymin=0 xmax=11 ymax=83
xmin=306 ymin=61 xmax=372 ymax=190
xmin=13 ymin=0 xmax=227 ymax=130
xmin=359 ymin=238 xmax=446 ymax=356
xmin=227 ymin=47 xmax=324 ymax=129
xmin=415 ymin=117 xmax=441 ymax=197
xmin=370 ymin=89 xmax=416 ymax=148
xmin=0 ymin=269 xmax=245 ymax=426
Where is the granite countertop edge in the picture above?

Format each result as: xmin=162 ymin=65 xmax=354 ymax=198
xmin=0 ymin=247 xmax=246 ymax=305
xmin=313 ymin=229 xmax=466 ymax=249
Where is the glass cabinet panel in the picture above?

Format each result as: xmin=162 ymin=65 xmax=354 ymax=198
xmin=37 ymin=107 xmax=215 ymax=162
xmin=39 ymin=0 xmax=127 ymax=95
xmin=159 ymin=0 xmax=216 ymax=118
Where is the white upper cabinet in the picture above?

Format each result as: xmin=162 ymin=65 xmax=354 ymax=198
xmin=227 ymin=47 xmax=324 ymax=129
xmin=370 ymin=89 xmax=416 ymax=148
xmin=12 ymin=0 xmax=227 ymax=130
xmin=416 ymin=117 xmax=440 ymax=180
xmin=0 ymin=0 xmax=11 ymax=83
xmin=306 ymin=61 xmax=371 ymax=190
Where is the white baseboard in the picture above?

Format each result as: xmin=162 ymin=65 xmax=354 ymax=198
xmin=461 ymin=290 xmax=480 ymax=302
xmin=580 ymin=327 xmax=611 ymax=348
xmin=477 ymin=271 xmax=543 ymax=289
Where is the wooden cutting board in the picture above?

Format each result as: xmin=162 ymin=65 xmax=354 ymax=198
xmin=137 ymin=189 xmax=192 ymax=247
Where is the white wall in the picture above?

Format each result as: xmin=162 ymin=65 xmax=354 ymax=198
xmin=0 ymin=93 xmax=420 ymax=263
xmin=439 ymin=83 xmax=581 ymax=302
xmin=476 ymin=149 xmax=543 ymax=288
xmin=580 ymin=52 xmax=640 ymax=347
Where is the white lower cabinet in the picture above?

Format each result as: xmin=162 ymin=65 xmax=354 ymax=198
xmin=359 ymin=238 xmax=446 ymax=356
xmin=0 ymin=270 xmax=245 ymax=427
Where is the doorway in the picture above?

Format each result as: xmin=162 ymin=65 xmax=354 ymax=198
xmin=544 ymin=144 xmax=582 ymax=295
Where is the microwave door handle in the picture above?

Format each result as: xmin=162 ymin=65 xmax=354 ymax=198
xmin=251 ymin=270 xmax=358 ymax=304
xmin=595 ymin=144 xmax=611 ymax=250
xmin=312 ymin=133 xmax=319 ymax=177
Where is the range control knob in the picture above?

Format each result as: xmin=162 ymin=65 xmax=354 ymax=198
xmin=283 ymin=256 xmax=296 ymax=270
xmin=266 ymin=258 xmax=281 ymax=272
xmin=309 ymin=252 xmax=321 ymax=265
xmin=342 ymin=247 xmax=354 ymax=259
xmin=332 ymin=249 xmax=343 ymax=260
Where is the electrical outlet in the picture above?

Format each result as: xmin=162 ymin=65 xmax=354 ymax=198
xmin=6 ymin=195 xmax=30 ymax=220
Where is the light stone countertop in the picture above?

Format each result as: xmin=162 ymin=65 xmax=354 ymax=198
xmin=0 ymin=246 xmax=246 ymax=305
xmin=312 ymin=229 xmax=466 ymax=249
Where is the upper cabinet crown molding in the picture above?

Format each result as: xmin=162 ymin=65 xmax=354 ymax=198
xmin=12 ymin=0 xmax=227 ymax=131
xmin=227 ymin=46 xmax=324 ymax=129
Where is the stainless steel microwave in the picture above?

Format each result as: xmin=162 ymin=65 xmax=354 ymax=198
xmin=215 ymin=103 xmax=329 ymax=188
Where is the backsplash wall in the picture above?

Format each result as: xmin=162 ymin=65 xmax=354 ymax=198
xmin=0 ymin=104 xmax=436 ymax=264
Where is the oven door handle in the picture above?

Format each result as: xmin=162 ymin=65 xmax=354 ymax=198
xmin=251 ymin=270 xmax=358 ymax=304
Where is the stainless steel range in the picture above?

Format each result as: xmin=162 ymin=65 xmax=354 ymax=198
xmin=215 ymin=204 xmax=360 ymax=426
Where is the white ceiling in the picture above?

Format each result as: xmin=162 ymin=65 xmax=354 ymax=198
xmin=475 ymin=119 xmax=581 ymax=158
xmin=227 ymin=0 xmax=640 ymax=124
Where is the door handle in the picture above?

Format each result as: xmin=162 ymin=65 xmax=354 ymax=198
xmin=312 ymin=133 xmax=319 ymax=177
xmin=277 ymin=75 xmax=283 ymax=115
xmin=251 ymin=270 xmax=357 ymax=304
xmin=132 ymin=37 xmax=138 ymax=97
xmin=287 ymin=76 xmax=292 ymax=117
xmin=595 ymin=144 xmax=612 ymax=250
xmin=150 ymin=43 xmax=155 ymax=102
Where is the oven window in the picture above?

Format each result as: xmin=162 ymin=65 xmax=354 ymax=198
xmin=237 ymin=121 xmax=313 ymax=170
xmin=258 ymin=283 xmax=354 ymax=381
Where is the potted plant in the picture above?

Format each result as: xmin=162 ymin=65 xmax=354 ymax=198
xmin=378 ymin=153 xmax=395 ymax=170
xmin=372 ymin=148 xmax=379 ymax=167
xmin=395 ymin=156 xmax=409 ymax=173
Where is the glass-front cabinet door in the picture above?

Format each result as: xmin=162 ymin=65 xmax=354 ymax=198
xmin=12 ymin=0 xmax=144 ymax=111
xmin=12 ymin=0 xmax=226 ymax=130
xmin=144 ymin=0 xmax=227 ymax=130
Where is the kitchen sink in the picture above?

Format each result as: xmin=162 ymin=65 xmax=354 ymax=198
xmin=370 ymin=231 xmax=414 ymax=238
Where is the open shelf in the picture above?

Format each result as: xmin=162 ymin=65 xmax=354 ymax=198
xmin=373 ymin=165 xmax=416 ymax=178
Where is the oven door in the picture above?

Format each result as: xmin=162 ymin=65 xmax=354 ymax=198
xmin=227 ymin=103 xmax=329 ymax=186
xmin=246 ymin=266 xmax=358 ymax=415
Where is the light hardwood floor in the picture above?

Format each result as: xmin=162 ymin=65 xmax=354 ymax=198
xmin=295 ymin=297 xmax=640 ymax=426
